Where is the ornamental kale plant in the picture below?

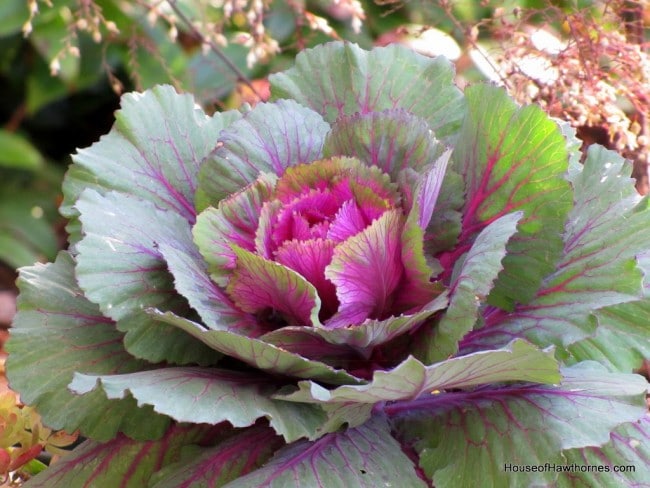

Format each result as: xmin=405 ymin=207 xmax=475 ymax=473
xmin=6 ymin=42 xmax=650 ymax=487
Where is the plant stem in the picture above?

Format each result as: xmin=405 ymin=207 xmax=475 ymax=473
xmin=165 ymin=0 xmax=262 ymax=99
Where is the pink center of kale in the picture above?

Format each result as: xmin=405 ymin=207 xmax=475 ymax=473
xmin=259 ymin=159 xmax=400 ymax=321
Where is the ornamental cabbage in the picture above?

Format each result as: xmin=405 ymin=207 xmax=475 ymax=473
xmin=7 ymin=42 xmax=650 ymax=487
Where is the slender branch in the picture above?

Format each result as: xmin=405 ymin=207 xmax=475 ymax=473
xmin=165 ymin=0 xmax=262 ymax=99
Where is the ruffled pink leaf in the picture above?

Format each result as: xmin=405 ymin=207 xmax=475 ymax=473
xmin=325 ymin=210 xmax=404 ymax=328
xmin=255 ymin=200 xmax=282 ymax=259
xmin=274 ymin=238 xmax=338 ymax=318
xmin=271 ymin=190 xmax=340 ymax=246
xmin=226 ymin=245 xmax=322 ymax=327
xmin=274 ymin=157 xmax=399 ymax=208
xmin=327 ymin=200 xmax=367 ymax=242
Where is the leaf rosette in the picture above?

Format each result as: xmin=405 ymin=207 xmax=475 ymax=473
xmin=6 ymin=43 xmax=650 ymax=487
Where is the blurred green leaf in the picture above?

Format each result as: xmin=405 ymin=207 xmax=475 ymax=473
xmin=26 ymin=57 xmax=69 ymax=114
xmin=0 ymin=188 xmax=59 ymax=268
xmin=0 ymin=130 xmax=43 ymax=170
xmin=0 ymin=161 xmax=63 ymax=268
xmin=30 ymin=8 xmax=80 ymax=82
xmin=0 ymin=0 xmax=28 ymax=37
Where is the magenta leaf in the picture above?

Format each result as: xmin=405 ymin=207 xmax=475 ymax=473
xmin=226 ymin=245 xmax=322 ymax=327
xmin=274 ymin=238 xmax=339 ymax=318
xmin=270 ymin=42 xmax=464 ymax=140
xmin=197 ymin=99 xmax=330 ymax=209
xmin=222 ymin=416 xmax=428 ymax=487
xmin=69 ymin=367 xmax=328 ymax=442
xmin=325 ymin=210 xmax=404 ymax=328
xmin=6 ymin=252 xmax=170 ymax=441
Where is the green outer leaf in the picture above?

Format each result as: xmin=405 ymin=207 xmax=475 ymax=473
xmin=75 ymin=189 xmax=218 ymax=365
xmin=158 ymin=240 xmax=258 ymax=334
xmin=558 ymin=417 xmax=650 ymax=487
xmin=150 ymin=426 xmax=284 ymax=488
xmin=451 ymin=84 xmax=571 ymax=307
xmin=60 ymin=164 xmax=100 ymax=246
xmin=467 ymin=146 xmax=650 ymax=354
xmin=257 ymin=327 xmax=358 ymax=364
xmin=322 ymin=109 xmax=445 ymax=181
xmin=261 ymin=292 xmax=448 ymax=356
xmin=70 ymin=368 xmax=327 ymax=442
xmin=61 ymin=85 xmax=240 ymax=242
xmin=390 ymin=362 xmax=649 ymax=488
xmin=304 ymin=293 xmax=448 ymax=351
xmin=197 ymin=99 xmax=330 ymax=209
xmin=116 ymin=313 xmax=219 ymax=366
xmin=567 ymin=302 xmax=650 ymax=374
xmin=418 ymin=212 xmax=522 ymax=363
xmin=6 ymin=252 xmax=170 ymax=441
xmin=423 ymin=167 xmax=464 ymax=255
xmin=566 ymin=251 xmax=650 ymax=374
xmin=270 ymin=42 xmax=465 ymax=140
xmin=0 ymin=130 xmax=43 ymax=170
xmin=75 ymin=190 xmax=189 ymax=321
xmin=223 ymin=416 xmax=428 ymax=488
xmin=150 ymin=310 xmax=363 ymax=386
xmin=22 ymin=425 xmax=214 ymax=488
xmin=278 ymin=339 xmax=559 ymax=405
